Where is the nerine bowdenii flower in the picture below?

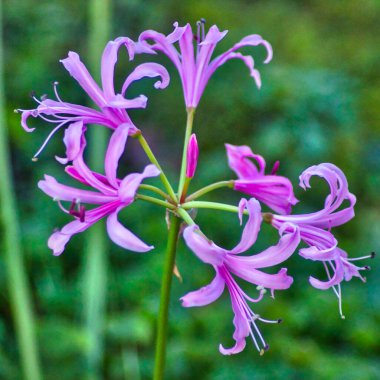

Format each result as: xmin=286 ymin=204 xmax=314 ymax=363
xmin=268 ymin=163 xmax=371 ymax=315
xmin=181 ymin=198 xmax=300 ymax=354
xmin=226 ymin=144 xmax=298 ymax=215
xmin=134 ymin=21 xmax=272 ymax=108
xmin=38 ymin=123 xmax=160 ymax=255
xmin=18 ymin=37 xmax=169 ymax=161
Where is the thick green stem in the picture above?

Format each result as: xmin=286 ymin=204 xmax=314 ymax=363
xmin=83 ymin=1 xmax=110 ymax=379
xmin=137 ymin=134 xmax=178 ymax=202
xmin=186 ymin=180 xmax=234 ymax=201
xmin=153 ymin=216 xmax=181 ymax=380
xmin=177 ymin=108 xmax=195 ymax=199
xmin=136 ymin=194 xmax=176 ymax=210
xmin=0 ymin=4 xmax=42 ymax=379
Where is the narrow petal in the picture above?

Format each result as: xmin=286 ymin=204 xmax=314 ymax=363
xmin=101 ymin=37 xmax=135 ymax=101
xmin=309 ymin=258 xmax=345 ymax=289
xmin=104 ymin=123 xmax=129 ymax=188
xmin=180 ymin=270 xmax=225 ymax=307
xmin=106 ymin=208 xmax=153 ymax=252
xmin=55 ymin=121 xmax=85 ymax=164
xmin=183 ymin=225 xmax=226 ymax=266
xmin=107 ymin=94 xmax=147 ymax=109
xmin=38 ymin=175 xmax=116 ymax=204
xmin=230 ymin=198 xmax=262 ymax=254
xmin=121 ymin=62 xmax=170 ymax=95
xmin=227 ymin=222 xmax=299 ymax=268
xmin=60 ymin=52 xmax=105 ymax=107
xmin=118 ymin=164 xmax=160 ymax=203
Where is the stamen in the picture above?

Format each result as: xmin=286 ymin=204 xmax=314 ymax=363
xmin=258 ymin=317 xmax=282 ymax=324
xmin=200 ymin=18 xmax=206 ymax=41
xmin=53 ymin=81 xmax=64 ymax=103
xmin=69 ymin=199 xmax=86 ymax=222
xmin=271 ymin=161 xmax=280 ymax=175
xmin=348 ymin=252 xmax=376 ymax=261
xmin=32 ymin=121 xmax=66 ymax=159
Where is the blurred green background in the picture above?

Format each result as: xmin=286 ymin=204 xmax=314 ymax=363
xmin=1 ymin=0 xmax=380 ymax=379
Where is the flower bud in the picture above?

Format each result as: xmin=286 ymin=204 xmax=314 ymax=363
xmin=186 ymin=133 xmax=199 ymax=178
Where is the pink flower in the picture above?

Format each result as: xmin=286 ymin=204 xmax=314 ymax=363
xmin=19 ymin=37 xmax=169 ymax=160
xmin=269 ymin=163 xmax=369 ymax=315
xmin=226 ymin=144 xmax=298 ymax=215
xmin=186 ymin=133 xmax=199 ymax=178
xmin=135 ymin=21 xmax=272 ymax=108
xmin=38 ymin=123 xmax=160 ymax=255
xmin=181 ymin=198 xmax=300 ymax=354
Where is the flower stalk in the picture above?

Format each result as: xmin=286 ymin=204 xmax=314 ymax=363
xmin=186 ymin=180 xmax=234 ymax=201
xmin=153 ymin=215 xmax=181 ymax=380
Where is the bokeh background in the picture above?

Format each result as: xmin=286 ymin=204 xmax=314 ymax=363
xmin=1 ymin=0 xmax=380 ymax=379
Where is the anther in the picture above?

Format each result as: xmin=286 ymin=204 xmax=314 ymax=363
xmin=277 ymin=319 xmax=283 ymax=324
xmin=14 ymin=109 xmax=19 ymax=113
xmin=364 ymin=265 xmax=371 ymax=270
xmin=259 ymin=349 xmax=265 ymax=356
xmin=31 ymin=157 xmax=38 ymax=162
xmin=200 ymin=18 xmax=206 ymax=24
xmin=264 ymin=344 xmax=269 ymax=351
xmin=371 ymin=251 xmax=376 ymax=259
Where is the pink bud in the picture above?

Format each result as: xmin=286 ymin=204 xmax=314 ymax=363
xmin=186 ymin=133 xmax=199 ymax=178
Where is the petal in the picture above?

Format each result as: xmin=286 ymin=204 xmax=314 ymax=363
xmin=118 ymin=164 xmax=160 ymax=203
xmin=230 ymin=198 xmax=262 ymax=254
xmin=101 ymin=37 xmax=134 ymax=100
xmin=106 ymin=208 xmax=153 ymax=252
xmin=227 ymin=222 xmax=299 ymax=268
xmin=38 ymin=175 xmax=116 ymax=204
xmin=107 ymin=94 xmax=147 ymax=109
xmin=180 ymin=269 xmax=225 ymax=307
xmin=225 ymin=144 xmax=265 ymax=178
xmin=121 ymin=62 xmax=170 ymax=95
xmin=185 ymin=133 xmax=199 ymax=178
xmin=234 ymin=177 xmax=298 ymax=215
xmin=20 ymin=110 xmax=36 ymax=132
xmin=55 ymin=121 xmax=85 ymax=164
xmin=104 ymin=123 xmax=129 ymax=188
xmin=309 ymin=257 xmax=345 ymax=289
xmin=48 ymin=219 xmax=93 ymax=256
xmin=183 ymin=225 xmax=226 ymax=266
xmin=60 ymin=52 xmax=105 ymax=107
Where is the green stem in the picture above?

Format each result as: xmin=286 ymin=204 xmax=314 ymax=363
xmin=139 ymin=184 xmax=170 ymax=200
xmin=177 ymin=108 xmax=195 ymax=199
xmin=153 ymin=216 xmax=181 ymax=380
xmin=177 ymin=207 xmax=196 ymax=225
xmin=0 ymin=4 xmax=42 ymax=379
xmin=83 ymin=1 xmax=110 ymax=378
xmin=137 ymin=134 xmax=178 ymax=202
xmin=182 ymin=201 xmax=244 ymax=214
xmin=136 ymin=194 xmax=176 ymax=210
xmin=186 ymin=180 xmax=234 ymax=201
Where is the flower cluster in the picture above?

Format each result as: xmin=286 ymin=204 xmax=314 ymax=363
xmin=20 ymin=21 xmax=372 ymax=356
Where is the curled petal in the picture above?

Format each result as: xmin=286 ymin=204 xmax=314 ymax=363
xmin=121 ymin=62 xmax=170 ymax=95
xmin=21 ymin=110 xmax=36 ymax=132
xmin=104 ymin=123 xmax=129 ymax=188
xmin=60 ymin=52 xmax=105 ymax=107
xmin=101 ymin=37 xmax=135 ymax=100
xmin=106 ymin=208 xmax=153 ymax=252
xmin=309 ymin=258 xmax=345 ymax=289
xmin=55 ymin=121 xmax=85 ymax=164
xmin=230 ymin=198 xmax=262 ymax=254
xmin=180 ymin=270 xmax=225 ymax=307
xmin=225 ymin=144 xmax=265 ymax=178
xmin=118 ymin=164 xmax=160 ymax=203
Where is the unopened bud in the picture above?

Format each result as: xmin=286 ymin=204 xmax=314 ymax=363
xmin=186 ymin=133 xmax=199 ymax=178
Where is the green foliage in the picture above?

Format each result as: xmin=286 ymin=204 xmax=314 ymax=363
xmin=1 ymin=0 xmax=379 ymax=378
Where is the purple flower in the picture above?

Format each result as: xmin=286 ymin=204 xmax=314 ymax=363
xmin=181 ymin=198 xmax=300 ymax=354
xmin=226 ymin=144 xmax=298 ymax=215
xmin=38 ymin=123 xmax=160 ymax=255
xmin=135 ymin=21 xmax=272 ymax=108
xmin=269 ymin=163 xmax=369 ymax=315
xmin=19 ymin=37 xmax=170 ymax=160
xmin=186 ymin=133 xmax=199 ymax=178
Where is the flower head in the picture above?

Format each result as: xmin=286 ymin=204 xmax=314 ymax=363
xmin=269 ymin=163 xmax=370 ymax=316
xmin=181 ymin=198 xmax=300 ymax=354
xmin=226 ymin=144 xmax=298 ymax=215
xmin=135 ymin=21 xmax=272 ymax=108
xmin=19 ymin=37 xmax=170 ymax=160
xmin=38 ymin=123 xmax=160 ymax=255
